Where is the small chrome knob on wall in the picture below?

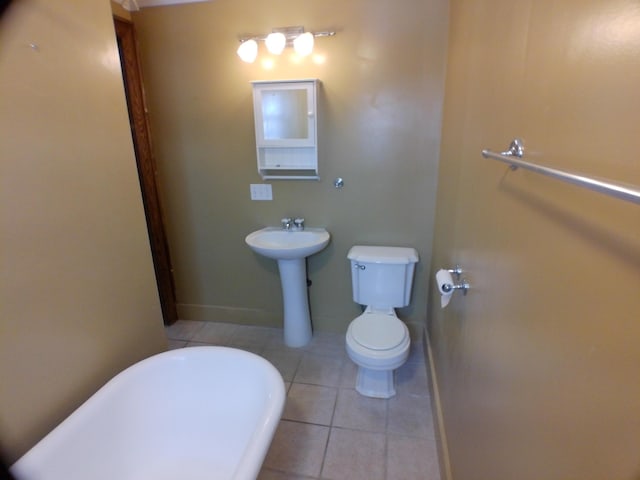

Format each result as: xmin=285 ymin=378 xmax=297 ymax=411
xmin=293 ymin=218 xmax=305 ymax=230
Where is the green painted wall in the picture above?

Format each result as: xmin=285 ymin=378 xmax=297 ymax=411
xmin=132 ymin=0 xmax=449 ymax=334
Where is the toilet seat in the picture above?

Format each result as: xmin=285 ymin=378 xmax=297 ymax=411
xmin=346 ymin=313 xmax=410 ymax=372
xmin=350 ymin=313 xmax=408 ymax=351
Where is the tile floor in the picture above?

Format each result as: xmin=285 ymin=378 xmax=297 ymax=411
xmin=165 ymin=320 xmax=442 ymax=480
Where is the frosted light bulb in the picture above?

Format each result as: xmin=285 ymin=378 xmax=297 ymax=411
xmin=237 ymin=39 xmax=258 ymax=63
xmin=265 ymin=32 xmax=286 ymax=55
xmin=293 ymin=32 xmax=314 ymax=57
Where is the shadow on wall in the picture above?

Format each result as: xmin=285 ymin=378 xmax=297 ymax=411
xmin=499 ymin=177 xmax=640 ymax=270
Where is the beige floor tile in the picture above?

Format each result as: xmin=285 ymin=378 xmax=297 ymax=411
xmin=321 ymin=428 xmax=386 ymax=480
xmin=283 ymin=383 xmax=337 ymax=426
xmin=191 ymin=321 xmax=238 ymax=344
xmin=261 ymin=348 xmax=303 ymax=382
xmin=185 ymin=341 xmax=213 ymax=348
xmin=339 ymin=360 xmax=358 ymax=388
xmin=164 ymin=319 xmax=205 ymax=341
xmin=294 ymin=353 xmax=344 ymax=387
xmin=303 ymin=331 xmax=346 ymax=358
xmin=257 ymin=468 xmax=315 ymax=479
xmin=166 ymin=339 xmax=187 ymax=350
xmin=263 ymin=420 xmax=329 ymax=478
xmin=387 ymin=393 xmax=435 ymax=438
xmin=387 ymin=434 xmax=441 ymax=480
xmin=332 ymin=388 xmax=387 ymax=432
xmin=229 ymin=344 xmax=265 ymax=356
xmin=228 ymin=325 xmax=280 ymax=350
xmin=395 ymin=360 xmax=429 ymax=396
xmin=184 ymin=341 xmax=263 ymax=356
xmin=264 ymin=334 xmax=293 ymax=351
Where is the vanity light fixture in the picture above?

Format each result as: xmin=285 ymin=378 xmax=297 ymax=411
xmin=237 ymin=26 xmax=335 ymax=63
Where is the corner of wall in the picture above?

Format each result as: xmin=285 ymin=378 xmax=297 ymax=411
xmin=423 ymin=328 xmax=453 ymax=480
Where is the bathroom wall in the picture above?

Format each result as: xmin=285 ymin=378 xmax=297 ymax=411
xmin=0 ymin=0 xmax=167 ymax=462
xmin=130 ymin=0 xmax=449 ymax=333
xmin=429 ymin=1 xmax=640 ymax=479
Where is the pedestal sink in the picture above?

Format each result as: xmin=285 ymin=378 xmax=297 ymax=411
xmin=245 ymin=227 xmax=330 ymax=347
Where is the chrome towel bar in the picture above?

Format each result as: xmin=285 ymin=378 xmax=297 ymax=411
xmin=482 ymin=139 xmax=640 ymax=205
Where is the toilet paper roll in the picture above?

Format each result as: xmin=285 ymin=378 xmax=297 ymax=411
xmin=436 ymin=269 xmax=454 ymax=309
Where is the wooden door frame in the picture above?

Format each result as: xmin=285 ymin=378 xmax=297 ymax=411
xmin=114 ymin=17 xmax=178 ymax=325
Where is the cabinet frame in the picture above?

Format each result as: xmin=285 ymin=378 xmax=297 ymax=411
xmin=251 ymin=79 xmax=319 ymax=180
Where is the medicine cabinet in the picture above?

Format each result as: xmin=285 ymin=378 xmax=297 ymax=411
xmin=251 ymin=79 xmax=318 ymax=180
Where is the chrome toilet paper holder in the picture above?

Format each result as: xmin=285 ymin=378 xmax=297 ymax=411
xmin=447 ymin=265 xmax=463 ymax=277
xmin=441 ymin=280 xmax=470 ymax=295
xmin=442 ymin=265 xmax=470 ymax=295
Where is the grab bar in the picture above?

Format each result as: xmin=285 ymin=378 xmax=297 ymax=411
xmin=482 ymin=139 xmax=640 ymax=205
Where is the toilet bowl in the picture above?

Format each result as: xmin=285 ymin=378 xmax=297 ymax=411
xmin=345 ymin=245 xmax=418 ymax=398
xmin=346 ymin=308 xmax=410 ymax=398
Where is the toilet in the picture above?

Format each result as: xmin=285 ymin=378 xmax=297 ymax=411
xmin=345 ymin=245 xmax=419 ymax=398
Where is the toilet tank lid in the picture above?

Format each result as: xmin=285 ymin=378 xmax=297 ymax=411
xmin=348 ymin=245 xmax=419 ymax=264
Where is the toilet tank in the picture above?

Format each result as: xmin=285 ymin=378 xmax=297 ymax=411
xmin=348 ymin=246 xmax=419 ymax=308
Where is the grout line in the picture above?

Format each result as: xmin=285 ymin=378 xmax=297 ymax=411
xmin=384 ymin=390 xmax=391 ymax=434
xmin=383 ymin=426 xmax=389 ymax=480
xmin=318 ymin=423 xmax=333 ymax=479
xmin=282 ymin=418 xmax=333 ymax=429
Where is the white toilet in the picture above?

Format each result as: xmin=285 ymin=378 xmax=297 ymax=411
xmin=345 ymin=245 xmax=419 ymax=398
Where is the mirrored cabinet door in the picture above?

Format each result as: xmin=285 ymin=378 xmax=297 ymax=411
xmin=252 ymin=80 xmax=316 ymax=147
xmin=262 ymin=88 xmax=309 ymax=140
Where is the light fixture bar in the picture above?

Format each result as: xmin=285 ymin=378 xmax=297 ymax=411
xmin=236 ymin=26 xmax=336 ymax=63
xmin=238 ymin=26 xmax=336 ymax=44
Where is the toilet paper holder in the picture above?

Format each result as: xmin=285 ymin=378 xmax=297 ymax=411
xmin=447 ymin=265 xmax=463 ymax=277
xmin=441 ymin=280 xmax=470 ymax=295
xmin=442 ymin=265 xmax=470 ymax=295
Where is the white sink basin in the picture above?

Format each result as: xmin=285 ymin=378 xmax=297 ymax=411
xmin=245 ymin=226 xmax=330 ymax=347
xmin=245 ymin=227 xmax=330 ymax=260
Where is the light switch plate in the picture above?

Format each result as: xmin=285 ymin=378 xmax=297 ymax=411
xmin=250 ymin=183 xmax=273 ymax=201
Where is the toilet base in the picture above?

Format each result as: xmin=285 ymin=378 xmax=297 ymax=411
xmin=355 ymin=366 xmax=396 ymax=399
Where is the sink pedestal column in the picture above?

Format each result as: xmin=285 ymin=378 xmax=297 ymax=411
xmin=277 ymin=258 xmax=312 ymax=347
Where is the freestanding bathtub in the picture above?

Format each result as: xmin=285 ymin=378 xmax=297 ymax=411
xmin=11 ymin=346 xmax=286 ymax=480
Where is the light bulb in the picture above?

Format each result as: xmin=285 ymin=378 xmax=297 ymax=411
xmin=293 ymin=32 xmax=314 ymax=57
xmin=265 ymin=32 xmax=286 ymax=55
xmin=237 ymin=39 xmax=258 ymax=63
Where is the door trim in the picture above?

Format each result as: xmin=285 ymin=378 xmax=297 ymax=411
xmin=114 ymin=17 xmax=178 ymax=325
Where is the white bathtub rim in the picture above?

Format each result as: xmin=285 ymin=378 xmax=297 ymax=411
xmin=11 ymin=346 xmax=286 ymax=480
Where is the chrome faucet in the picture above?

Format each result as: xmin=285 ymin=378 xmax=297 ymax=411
xmin=281 ymin=217 xmax=293 ymax=230
xmin=293 ymin=217 xmax=305 ymax=231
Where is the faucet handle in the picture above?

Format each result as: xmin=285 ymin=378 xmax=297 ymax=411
xmin=293 ymin=217 xmax=305 ymax=230
xmin=281 ymin=217 xmax=293 ymax=230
